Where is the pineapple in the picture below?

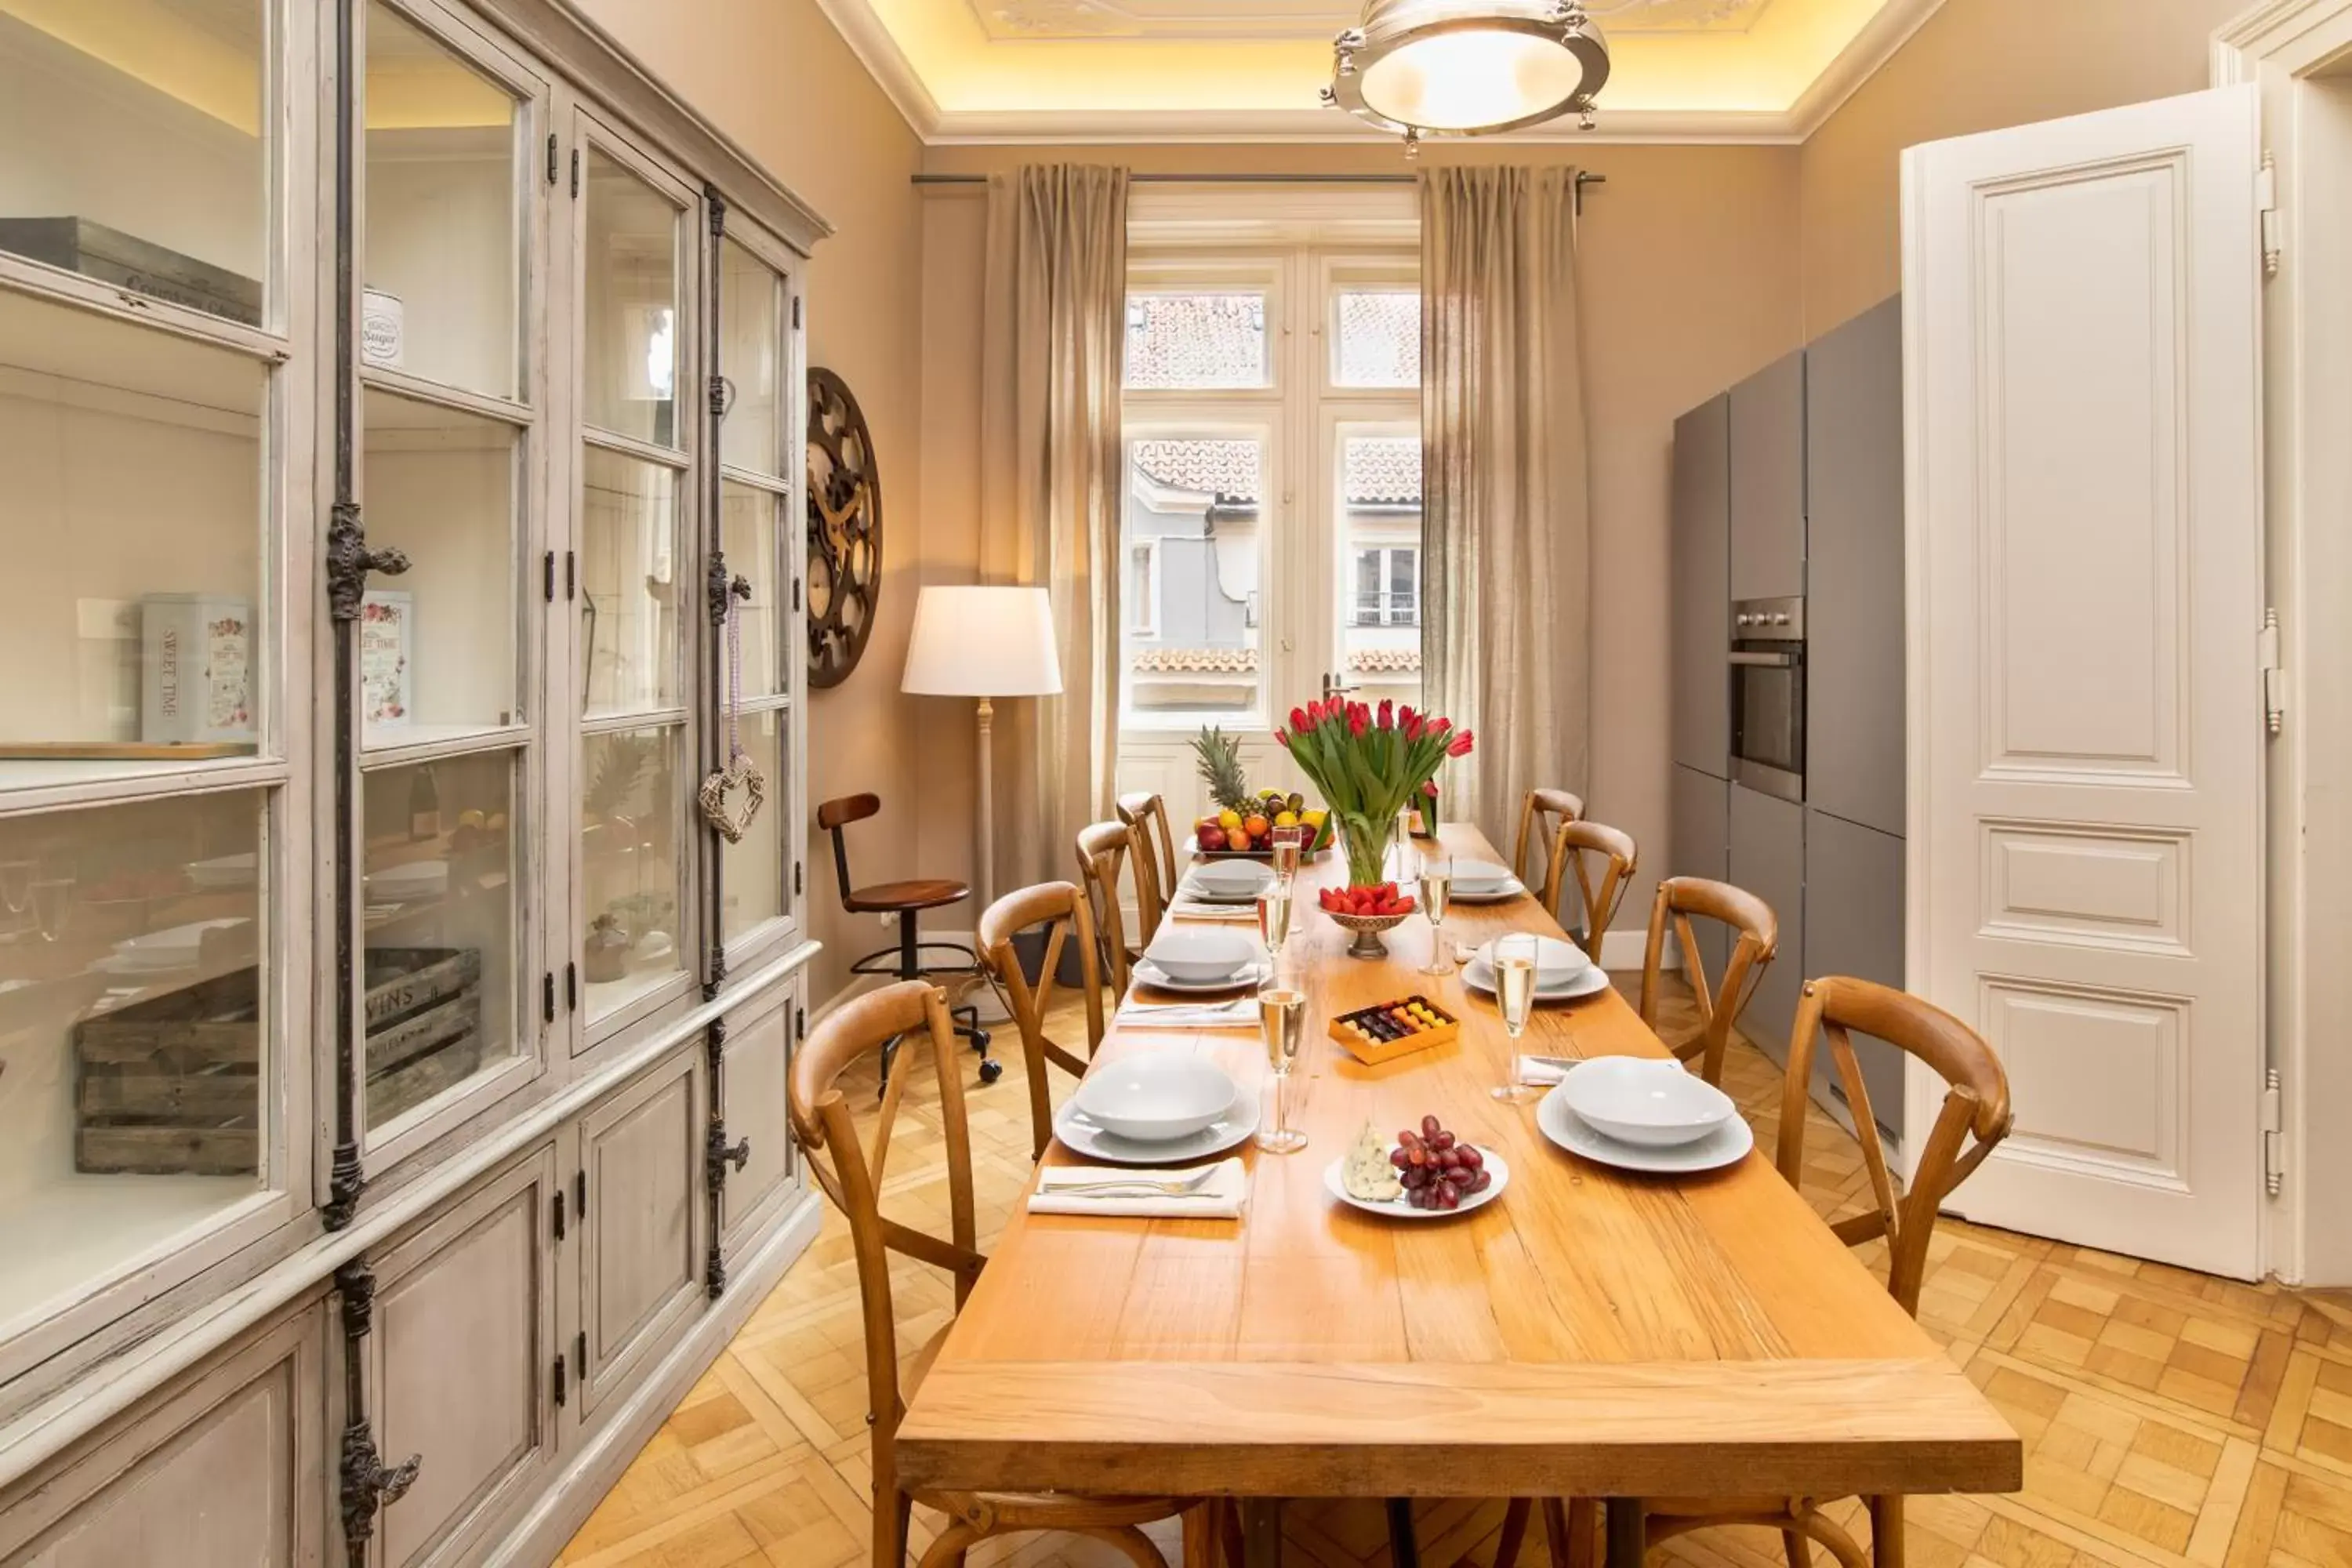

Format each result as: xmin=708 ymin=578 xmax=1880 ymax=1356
xmin=1190 ymin=726 xmax=1250 ymax=814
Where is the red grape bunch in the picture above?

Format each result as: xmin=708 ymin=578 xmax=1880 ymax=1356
xmin=1390 ymin=1114 xmax=1491 ymax=1210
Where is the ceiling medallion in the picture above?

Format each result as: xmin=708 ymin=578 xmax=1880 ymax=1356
xmin=1323 ymin=0 xmax=1611 ymax=150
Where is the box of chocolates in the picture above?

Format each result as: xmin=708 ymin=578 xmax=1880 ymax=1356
xmin=1329 ymin=994 xmax=1461 ymax=1066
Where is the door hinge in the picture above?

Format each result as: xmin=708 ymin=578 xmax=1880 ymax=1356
xmin=2259 ymin=151 xmax=2281 ymax=279
xmin=792 ymin=577 xmax=802 ymax=613
xmin=553 ymin=1351 xmax=567 ymax=1409
xmin=564 ymin=960 xmax=579 ymax=1011
xmin=564 ymin=550 xmax=577 ymax=601
xmin=542 ymin=971 xmax=557 ymax=1024
xmin=2261 ymin=608 xmax=2286 ymax=737
xmin=546 ymin=132 xmax=558 ymax=186
xmin=2263 ymin=1068 xmax=2285 ymax=1197
xmin=543 ymin=550 xmax=556 ymax=603
xmin=551 ymin=1189 xmax=566 ymax=1242
xmin=575 ymin=1168 xmax=587 ymax=1222
xmin=569 ymin=147 xmax=581 ymax=199
xmin=793 ymin=862 xmax=802 ymax=897
xmin=794 ymin=1004 xmax=804 ymax=1042
xmin=576 ymin=1330 xmax=587 ymax=1377
xmin=791 ymin=296 xmax=802 ymax=329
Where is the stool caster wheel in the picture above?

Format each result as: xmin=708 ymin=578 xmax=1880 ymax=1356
xmin=978 ymin=1057 xmax=1004 ymax=1086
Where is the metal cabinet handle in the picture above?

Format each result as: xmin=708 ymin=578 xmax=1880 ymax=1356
xmin=1729 ymin=651 xmax=1798 ymax=668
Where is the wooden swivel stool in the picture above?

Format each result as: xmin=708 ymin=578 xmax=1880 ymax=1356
xmin=817 ymin=793 xmax=1000 ymax=1086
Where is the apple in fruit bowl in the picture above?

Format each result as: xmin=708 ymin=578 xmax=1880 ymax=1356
xmin=1197 ymin=826 xmax=1228 ymax=852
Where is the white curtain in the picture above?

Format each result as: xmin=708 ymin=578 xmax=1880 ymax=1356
xmin=978 ymin=165 xmax=1131 ymax=891
xmin=1419 ymin=166 xmax=1592 ymax=848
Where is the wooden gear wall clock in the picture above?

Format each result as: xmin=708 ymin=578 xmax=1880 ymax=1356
xmin=806 ymin=367 xmax=881 ymax=688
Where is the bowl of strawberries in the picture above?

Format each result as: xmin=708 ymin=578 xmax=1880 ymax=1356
xmin=1318 ymin=881 xmax=1417 ymax=959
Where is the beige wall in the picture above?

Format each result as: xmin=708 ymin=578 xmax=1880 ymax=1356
xmin=574 ymin=0 xmax=926 ymax=999
xmin=917 ymin=143 xmax=1806 ymax=925
xmin=1800 ymin=0 xmax=2245 ymax=335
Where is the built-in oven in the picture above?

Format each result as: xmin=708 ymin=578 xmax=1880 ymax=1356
xmin=1729 ymin=596 xmax=1805 ymax=803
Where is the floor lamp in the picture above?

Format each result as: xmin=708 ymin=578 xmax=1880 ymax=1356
xmin=900 ymin=586 xmax=1063 ymax=916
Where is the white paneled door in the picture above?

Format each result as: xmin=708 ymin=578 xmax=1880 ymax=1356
xmin=1903 ymin=87 xmax=2266 ymax=1276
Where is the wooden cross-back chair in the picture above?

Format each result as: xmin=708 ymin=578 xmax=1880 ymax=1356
xmin=1115 ymin=792 xmax=1179 ymax=946
xmin=1074 ymin=820 xmax=1139 ymax=995
xmin=1636 ymin=876 xmax=1778 ymax=1086
xmin=788 ymin=982 xmax=1190 ymax=1568
xmin=1552 ymin=820 xmax=1639 ymax=963
xmin=1509 ymin=978 xmax=2015 ymax=1568
xmin=1510 ymin=789 xmax=1585 ymax=916
xmin=975 ymin=881 xmax=1106 ymax=1161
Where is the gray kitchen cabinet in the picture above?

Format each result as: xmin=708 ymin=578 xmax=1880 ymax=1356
xmin=371 ymin=1147 xmax=560 ymax=1568
xmin=1803 ymin=808 xmax=1908 ymax=1139
xmin=721 ymin=985 xmax=797 ymax=1255
xmin=1806 ymin=298 xmax=1906 ymax=837
xmin=1730 ymin=350 xmax=1806 ymax=603
xmin=1670 ymin=764 xmax=1731 ymax=983
xmin=1728 ymin=784 xmax=1806 ymax=1063
xmin=1671 ymin=395 xmax=1731 ymax=775
xmin=0 ymin=1304 xmax=326 ymax=1568
xmin=575 ymin=1048 xmax=705 ymax=1424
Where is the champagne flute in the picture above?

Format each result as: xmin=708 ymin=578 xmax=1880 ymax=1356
xmin=0 ymin=860 xmax=33 ymax=916
xmin=1255 ymin=881 xmax=1292 ymax=966
xmin=1490 ymin=931 xmax=1541 ymax=1103
xmin=1418 ymin=853 xmax=1454 ymax=977
xmin=1254 ymin=976 xmax=1309 ymax=1154
xmin=1269 ymin=825 xmax=1304 ymax=887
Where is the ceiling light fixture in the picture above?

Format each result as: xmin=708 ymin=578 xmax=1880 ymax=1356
xmin=1323 ymin=0 xmax=1610 ymax=151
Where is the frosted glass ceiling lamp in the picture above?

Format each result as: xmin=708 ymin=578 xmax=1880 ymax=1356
xmin=1323 ymin=0 xmax=1610 ymax=148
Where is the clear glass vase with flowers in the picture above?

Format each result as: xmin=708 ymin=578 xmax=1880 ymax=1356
xmin=1279 ymin=697 xmax=1474 ymax=956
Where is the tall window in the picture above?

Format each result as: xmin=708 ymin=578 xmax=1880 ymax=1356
xmin=1116 ymin=252 xmax=1421 ymax=747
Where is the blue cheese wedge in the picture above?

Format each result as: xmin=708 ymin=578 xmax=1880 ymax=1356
xmin=1342 ymin=1122 xmax=1404 ymax=1202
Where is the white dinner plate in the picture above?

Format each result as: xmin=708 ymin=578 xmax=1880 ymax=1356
xmin=1323 ymin=1144 xmax=1510 ymax=1219
xmin=1448 ymin=876 xmax=1528 ymax=905
xmin=1187 ymin=861 xmax=1276 ymax=899
xmin=1177 ymin=877 xmax=1266 ymax=906
xmin=1537 ymin=1089 xmax=1755 ymax=1174
xmin=1054 ymin=1082 xmax=1259 ymax=1166
xmin=1130 ymin=956 xmax=1269 ymax=994
xmin=1462 ymin=959 xmax=1613 ymax=1004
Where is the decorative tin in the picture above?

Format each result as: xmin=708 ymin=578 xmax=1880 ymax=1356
xmin=140 ymin=594 xmax=255 ymax=746
xmin=361 ymin=287 xmax=405 ymax=368
xmin=360 ymin=590 xmax=413 ymax=728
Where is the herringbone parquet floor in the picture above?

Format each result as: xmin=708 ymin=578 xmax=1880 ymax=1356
xmin=557 ymin=978 xmax=2352 ymax=1568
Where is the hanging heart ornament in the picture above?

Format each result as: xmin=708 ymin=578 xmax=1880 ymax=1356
xmin=698 ymin=754 xmax=767 ymax=843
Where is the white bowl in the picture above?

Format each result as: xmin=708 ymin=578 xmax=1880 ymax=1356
xmin=1475 ymin=934 xmax=1592 ymax=983
xmin=1449 ymin=858 xmax=1515 ymax=893
xmin=1190 ymin=860 xmax=1274 ymax=897
xmin=1144 ymin=926 xmax=1257 ymax=984
xmin=1074 ymin=1056 xmax=1238 ymax=1142
xmin=1556 ymin=1056 xmax=1737 ymax=1149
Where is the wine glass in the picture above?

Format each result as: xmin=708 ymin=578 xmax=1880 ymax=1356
xmin=29 ymin=877 xmax=74 ymax=944
xmin=1254 ymin=974 xmax=1309 ymax=1155
xmin=1269 ymin=824 xmax=1305 ymax=887
xmin=1255 ymin=880 xmax=1292 ymax=966
xmin=1490 ymin=931 xmax=1541 ymax=1103
xmin=1418 ymin=853 xmax=1454 ymax=977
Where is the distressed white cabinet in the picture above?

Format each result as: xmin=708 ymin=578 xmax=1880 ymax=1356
xmin=573 ymin=1049 xmax=704 ymax=1423
xmin=0 ymin=0 xmax=825 ymax=1554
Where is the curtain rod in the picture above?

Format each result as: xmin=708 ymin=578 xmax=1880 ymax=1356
xmin=912 ymin=169 xmax=1607 ymax=210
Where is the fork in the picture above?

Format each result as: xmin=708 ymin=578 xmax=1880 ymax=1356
xmin=1043 ymin=1168 xmax=1222 ymax=1199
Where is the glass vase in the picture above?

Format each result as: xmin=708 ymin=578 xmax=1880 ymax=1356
xmin=1338 ymin=811 xmax=1392 ymax=888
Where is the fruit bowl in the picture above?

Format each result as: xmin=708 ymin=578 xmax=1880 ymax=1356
xmin=1327 ymin=907 xmax=1411 ymax=960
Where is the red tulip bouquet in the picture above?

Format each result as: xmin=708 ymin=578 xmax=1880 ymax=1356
xmin=1278 ymin=698 xmax=1475 ymax=893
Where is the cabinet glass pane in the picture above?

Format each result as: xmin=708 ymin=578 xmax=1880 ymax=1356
xmin=0 ymin=0 xmax=270 ymax=325
xmin=718 ymin=238 xmax=779 ymax=476
xmin=0 ymin=791 xmax=267 ymax=1335
xmin=361 ymin=751 xmax=516 ymax=1131
xmin=581 ymin=148 xmax=677 ymax=446
xmin=581 ymin=723 xmax=684 ymax=1018
xmin=719 ymin=709 xmax=785 ymax=942
xmin=719 ymin=481 xmax=779 ymax=701
xmin=361 ymin=388 xmax=520 ymax=742
xmin=362 ymin=1 xmax=520 ymax=400
xmin=0 ymin=290 xmax=265 ymax=779
xmin=581 ymin=449 xmax=680 ymax=717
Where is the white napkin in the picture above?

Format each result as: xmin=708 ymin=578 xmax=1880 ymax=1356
xmin=1517 ymin=1054 xmax=1575 ymax=1087
xmin=1028 ymin=1156 xmax=1248 ymax=1218
xmin=1116 ymin=1000 xmax=1256 ymax=1029
xmin=1168 ymin=899 xmax=1258 ymax=923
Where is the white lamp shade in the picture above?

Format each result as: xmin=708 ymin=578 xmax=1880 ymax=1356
xmin=901 ymin=585 xmax=1064 ymax=698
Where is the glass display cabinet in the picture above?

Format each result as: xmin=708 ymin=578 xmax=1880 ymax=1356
xmin=0 ymin=2 xmax=826 ymax=1558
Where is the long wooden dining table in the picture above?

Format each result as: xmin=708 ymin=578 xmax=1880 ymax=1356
xmin=894 ymin=823 xmax=2020 ymax=1566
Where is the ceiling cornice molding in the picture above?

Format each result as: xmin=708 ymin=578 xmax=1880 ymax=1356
xmin=924 ymin=105 xmax=1808 ymax=144
xmin=1784 ymin=0 xmax=1946 ymax=140
xmin=807 ymin=0 xmax=944 ymax=138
